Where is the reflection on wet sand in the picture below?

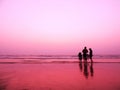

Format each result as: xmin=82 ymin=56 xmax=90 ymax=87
xmin=0 ymin=71 xmax=13 ymax=90
xmin=1 ymin=60 xmax=120 ymax=90
xmin=79 ymin=59 xmax=94 ymax=79
xmin=0 ymin=78 xmax=7 ymax=90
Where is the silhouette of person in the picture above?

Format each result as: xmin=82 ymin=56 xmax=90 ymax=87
xmin=89 ymin=48 xmax=93 ymax=60
xmin=78 ymin=52 xmax=82 ymax=60
xmin=82 ymin=47 xmax=88 ymax=60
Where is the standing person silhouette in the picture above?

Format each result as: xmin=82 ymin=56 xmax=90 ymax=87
xmin=82 ymin=47 xmax=88 ymax=60
xmin=89 ymin=48 xmax=93 ymax=60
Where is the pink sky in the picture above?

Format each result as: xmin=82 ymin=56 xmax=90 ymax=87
xmin=0 ymin=0 xmax=120 ymax=55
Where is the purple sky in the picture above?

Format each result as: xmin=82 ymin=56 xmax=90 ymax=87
xmin=0 ymin=0 xmax=120 ymax=55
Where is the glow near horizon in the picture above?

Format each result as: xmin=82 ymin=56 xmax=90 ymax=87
xmin=0 ymin=0 xmax=120 ymax=55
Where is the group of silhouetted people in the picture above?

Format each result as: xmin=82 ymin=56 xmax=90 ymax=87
xmin=78 ymin=47 xmax=93 ymax=79
xmin=78 ymin=46 xmax=93 ymax=61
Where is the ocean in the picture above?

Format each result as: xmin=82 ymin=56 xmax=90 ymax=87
xmin=0 ymin=55 xmax=120 ymax=63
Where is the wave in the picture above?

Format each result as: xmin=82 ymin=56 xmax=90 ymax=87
xmin=0 ymin=55 xmax=120 ymax=59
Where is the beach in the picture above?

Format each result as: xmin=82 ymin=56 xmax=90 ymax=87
xmin=1 ymin=0 xmax=120 ymax=89
xmin=0 ymin=56 xmax=120 ymax=90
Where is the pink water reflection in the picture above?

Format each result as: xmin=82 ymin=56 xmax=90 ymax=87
xmin=0 ymin=60 xmax=120 ymax=90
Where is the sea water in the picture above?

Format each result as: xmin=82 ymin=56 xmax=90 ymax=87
xmin=0 ymin=55 xmax=120 ymax=63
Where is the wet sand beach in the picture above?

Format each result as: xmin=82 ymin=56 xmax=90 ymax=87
xmin=0 ymin=58 xmax=120 ymax=90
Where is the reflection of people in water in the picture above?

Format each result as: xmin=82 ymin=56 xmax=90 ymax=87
xmin=90 ymin=61 xmax=94 ymax=77
xmin=79 ymin=61 xmax=94 ymax=79
xmin=79 ymin=60 xmax=83 ymax=72
xmin=83 ymin=62 xmax=89 ymax=79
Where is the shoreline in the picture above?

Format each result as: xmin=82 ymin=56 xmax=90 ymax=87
xmin=0 ymin=60 xmax=120 ymax=64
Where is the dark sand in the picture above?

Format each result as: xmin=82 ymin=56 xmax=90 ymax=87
xmin=0 ymin=59 xmax=120 ymax=90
